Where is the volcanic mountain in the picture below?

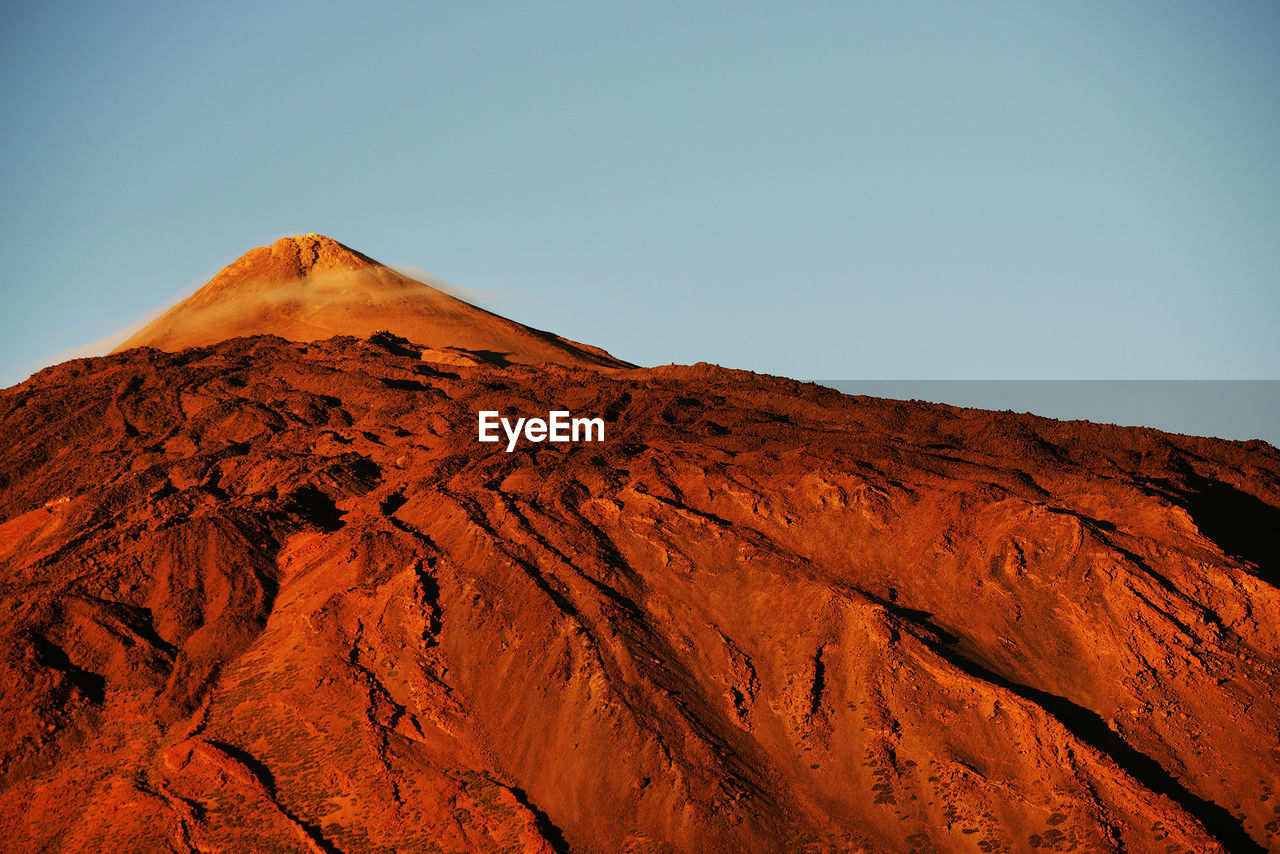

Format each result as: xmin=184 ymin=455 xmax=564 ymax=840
xmin=113 ymin=234 xmax=629 ymax=369
xmin=2 ymin=238 xmax=1279 ymax=853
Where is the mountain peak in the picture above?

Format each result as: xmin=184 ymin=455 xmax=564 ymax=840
xmin=111 ymin=235 xmax=629 ymax=369
xmin=201 ymin=234 xmax=379 ymax=297
xmin=262 ymin=233 xmax=377 ymax=272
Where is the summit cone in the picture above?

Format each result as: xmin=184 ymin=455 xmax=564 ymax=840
xmin=112 ymin=234 xmax=629 ymax=368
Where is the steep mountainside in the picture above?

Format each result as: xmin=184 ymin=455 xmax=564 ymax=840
xmin=113 ymin=235 xmax=628 ymax=370
xmin=1 ymin=334 xmax=1277 ymax=853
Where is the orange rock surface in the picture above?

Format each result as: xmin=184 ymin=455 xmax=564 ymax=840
xmin=1 ymin=239 xmax=1278 ymax=853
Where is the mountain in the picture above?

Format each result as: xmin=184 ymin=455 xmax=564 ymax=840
xmin=1 ymin=240 xmax=1278 ymax=853
xmin=113 ymin=234 xmax=629 ymax=370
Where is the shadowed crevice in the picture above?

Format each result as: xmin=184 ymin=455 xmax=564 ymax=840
xmin=505 ymin=785 xmax=572 ymax=854
xmin=208 ymin=740 xmax=345 ymax=854
xmin=899 ymin=625 xmax=1264 ymax=854
xmin=31 ymin=633 xmax=106 ymax=704
xmin=1179 ymin=473 xmax=1280 ymax=588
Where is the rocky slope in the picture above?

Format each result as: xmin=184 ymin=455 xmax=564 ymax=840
xmin=1 ymin=332 xmax=1277 ymax=853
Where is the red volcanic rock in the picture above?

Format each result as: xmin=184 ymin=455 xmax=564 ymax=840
xmin=113 ymin=234 xmax=629 ymax=370
xmin=1 ymin=254 xmax=1278 ymax=852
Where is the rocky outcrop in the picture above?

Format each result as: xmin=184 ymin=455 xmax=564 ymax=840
xmin=1 ymin=334 xmax=1277 ymax=852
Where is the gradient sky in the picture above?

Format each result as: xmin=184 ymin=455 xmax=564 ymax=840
xmin=2 ymin=1 xmax=1278 ymax=389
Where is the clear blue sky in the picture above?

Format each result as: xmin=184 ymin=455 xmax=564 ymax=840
xmin=3 ymin=1 xmax=1278 ymax=388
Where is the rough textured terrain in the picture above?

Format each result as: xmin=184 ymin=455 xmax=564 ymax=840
xmin=2 ymin=333 xmax=1278 ymax=853
xmin=2 ymin=235 xmax=1278 ymax=853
